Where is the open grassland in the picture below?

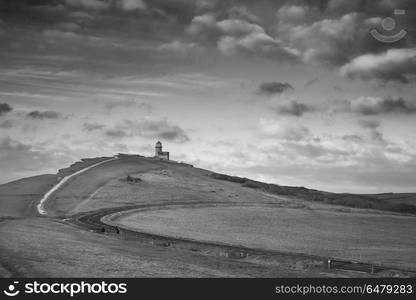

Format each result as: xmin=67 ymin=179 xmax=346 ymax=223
xmin=108 ymin=205 xmax=416 ymax=270
xmin=210 ymin=173 xmax=416 ymax=214
xmin=0 ymin=217 xmax=344 ymax=277
xmin=0 ymin=174 xmax=57 ymax=217
xmin=1 ymin=155 xmax=415 ymax=277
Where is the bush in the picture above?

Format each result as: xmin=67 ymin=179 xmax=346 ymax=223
xmin=126 ymin=175 xmax=142 ymax=183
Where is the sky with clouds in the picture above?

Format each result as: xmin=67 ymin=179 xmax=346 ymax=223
xmin=0 ymin=0 xmax=415 ymax=193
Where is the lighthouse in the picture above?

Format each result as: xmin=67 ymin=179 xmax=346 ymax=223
xmin=154 ymin=141 xmax=169 ymax=160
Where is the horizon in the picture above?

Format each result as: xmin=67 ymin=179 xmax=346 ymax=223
xmin=2 ymin=148 xmax=416 ymax=196
xmin=1 ymin=0 xmax=416 ymax=194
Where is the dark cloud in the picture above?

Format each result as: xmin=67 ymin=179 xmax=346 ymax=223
xmin=369 ymin=129 xmax=385 ymax=144
xmin=273 ymin=100 xmax=314 ymax=117
xmin=257 ymin=82 xmax=294 ymax=95
xmin=105 ymin=128 xmax=128 ymax=138
xmin=62 ymin=0 xmax=147 ymax=12
xmin=101 ymin=118 xmax=190 ymax=143
xmin=132 ymin=119 xmax=190 ymax=143
xmin=274 ymin=0 xmax=416 ymax=70
xmin=304 ymin=77 xmax=319 ymax=87
xmin=350 ymin=97 xmax=416 ymax=115
xmin=359 ymin=119 xmax=380 ymax=129
xmin=83 ymin=122 xmax=105 ymax=131
xmin=0 ymin=103 xmax=12 ymax=116
xmin=342 ymin=134 xmax=363 ymax=143
xmin=26 ymin=110 xmax=62 ymax=119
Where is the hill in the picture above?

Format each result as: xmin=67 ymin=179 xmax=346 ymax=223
xmin=209 ymin=172 xmax=416 ymax=215
xmin=0 ymin=154 xmax=415 ymax=277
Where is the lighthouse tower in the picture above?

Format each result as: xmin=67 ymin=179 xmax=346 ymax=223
xmin=154 ymin=141 xmax=169 ymax=160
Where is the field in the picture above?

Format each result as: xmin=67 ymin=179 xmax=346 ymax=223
xmin=0 ymin=155 xmax=415 ymax=277
xmin=0 ymin=174 xmax=57 ymax=218
xmin=109 ymin=205 xmax=416 ymax=270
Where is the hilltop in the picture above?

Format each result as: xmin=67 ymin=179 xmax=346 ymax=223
xmin=0 ymin=154 xmax=415 ymax=277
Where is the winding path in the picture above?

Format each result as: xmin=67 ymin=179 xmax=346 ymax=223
xmin=37 ymin=157 xmax=118 ymax=215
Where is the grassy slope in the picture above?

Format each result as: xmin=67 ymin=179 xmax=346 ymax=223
xmin=113 ymin=206 xmax=416 ymax=270
xmin=45 ymin=157 xmax=165 ymax=215
xmin=0 ymin=218 xmax=341 ymax=277
xmin=0 ymin=155 xmax=415 ymax=277
xmin=0 ymin=174 xmax=57 ymax=217
xmin=210 ymin=172 xmax=416 ymax=214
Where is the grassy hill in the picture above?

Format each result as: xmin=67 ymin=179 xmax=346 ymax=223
xmin=0 ymin=174 xmax=57 ymax=218
xmin=0 ymin=154 xmax=415 ymax=277
xmin=210 ymin=172 xmax=416 ymax=215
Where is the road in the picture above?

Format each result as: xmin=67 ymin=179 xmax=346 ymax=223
xmin=37 ymin=157 xmax=118 ymax=215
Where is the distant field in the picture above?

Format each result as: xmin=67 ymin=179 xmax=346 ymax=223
xmin=111 ymin=205 xmax=416 ymax=270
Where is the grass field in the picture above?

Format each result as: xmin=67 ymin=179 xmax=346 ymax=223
xmin=1 ymin=155 xmax=415 ymax=277
xmin=111 ymin=205 xmax=416 ymax=270
xmin=0 ymin=217 xmax=342 ymax=277
xmin=0 ymin=174 xmax=57 ymax=217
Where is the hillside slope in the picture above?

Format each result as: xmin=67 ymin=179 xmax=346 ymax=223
xmin=0 ymin=174 xmax=57 ymax=218
xmin=0 ymin=154 xmax=415 ymax=277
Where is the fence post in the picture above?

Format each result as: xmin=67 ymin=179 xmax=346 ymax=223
xmin=327 ymin=259 xmax=331 ymax=269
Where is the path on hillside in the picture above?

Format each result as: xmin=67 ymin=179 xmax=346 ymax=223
xmin=37 ymin=157 xmax=118 ymax=215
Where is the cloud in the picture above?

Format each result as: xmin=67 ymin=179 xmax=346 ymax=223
xmin=0 ymin=135 xmax=62 ymax=179
xmin=158 ymin=40 xmax=198 ymax=56
xmin=340 ymin=48 xmax=416 ymax=84
xmin=105 ymin=128 xmax=128 ymax=138
xmin=342 ymin=134 xmax=363 ymax=143
xmin=227 ymin=6 xmax=260 ymax=23
xmin=273 ymin=100 xmax=314 ymax=117
xmin=63 ymin=0 xmax=147 ymax=12
xmin=0 ymin=103 xmax=12 ymax=116
xmin=185 ymin=13 xmax=218 ymax=38
xmin=259 ymin=119 xmax=312 ymax=141
xmin=257 ymin=82 xmax=294 ymax=95
xmin=58 ymin=22 xmax=82 ymax=32
xmin=186 ymin=14 xmax=299 ymax=60
xmin=119 ymin=0 xmax=147 ymax=11
xmin=101 ymin=119 xmax=190 ymax=143
xmin=63 ymin=0 xmax=110 ymax=11
xmin=83 ymin=122 xmax=105 ymax=131
xmin=0 ymin=119 xmax=13 ymax=129
xmin=26 ymin=110 xmax=62 ymax=120
xmin=357 ymin=119 xmax=386 ymax=144
xmin=276 ymin=5 xmax=308 ymax=24
xmin=68 ymin=11 xmax=95 ymax=20
xmin=104 ymin=99 xmax=152 ymax=111
xmin=349 ymin=97 xmax=416 ymax=115
xmin=132 ymin=119 xmax=190 ymax=143
xmin=359 ymin=119 xmax=380 ymax=129
xmin=276 ymin=10 xmax=381 ymax=65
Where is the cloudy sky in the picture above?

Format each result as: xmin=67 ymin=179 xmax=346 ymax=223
xmin=0 ymin=0 xmax=416 ymax=193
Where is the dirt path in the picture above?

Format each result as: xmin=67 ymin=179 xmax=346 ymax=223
xmin=37 ymin=157 xmax=118 ymax=215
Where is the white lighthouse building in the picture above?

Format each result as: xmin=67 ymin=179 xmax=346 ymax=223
xmin=154 ymin=141 xmax=169 ymax=160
